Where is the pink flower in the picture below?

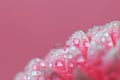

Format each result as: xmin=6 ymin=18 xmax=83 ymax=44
xmin=15 ymin=21 xmax=120 ymax=80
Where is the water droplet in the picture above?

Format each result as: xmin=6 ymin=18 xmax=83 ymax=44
xmin=26 ymin=58 xmax=40 ymax=70
xmin=31 ymin=70 xmax=38 ymax=76
xmin=56 ymin=60 xmax=64 ymax=68
xmin=111 ymin=21 xmax=120 ymax=26
xmin=76 ymin=55 xmax=85 ymax=63
xmin=83 ymin=41 xmax=90 ymax=48
xmin=49 ymin=63 xmax=53 ymax=67
xmin=25 ymin=75 xmax=32 ymax=80
xmin=104 ymin=32 xmax=109 ymax=37
xmin=40 ymin=62 xmax=45 ymax=67
xmin=67 ymin=53 xmax=73 ymax=59
xmin=73 ymin=38 xmax=80 ymax=45
xmin=69 ymin=62 xmax=74 ymax=68
xmin=101 ymin=37 xmax=105 ymax=42
xmin=108 ymin=42 xmax=113 ymax=46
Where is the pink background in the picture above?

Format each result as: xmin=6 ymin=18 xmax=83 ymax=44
xmin=0 ymin=0 xmax=120 ymax=80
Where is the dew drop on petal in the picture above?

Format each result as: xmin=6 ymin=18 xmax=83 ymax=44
xmin=31 ymin=70 xmax=38 ymax=76
xmin=75 ymin=54 xmax=85 ymax=63
xmin=56 ymin=60 xmax=64 ymax=68
xmin=73 ymin=38 xmax=80 ymax=45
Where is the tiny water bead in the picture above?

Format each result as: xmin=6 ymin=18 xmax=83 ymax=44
xmin=15 ymin=21 xmax=120 ymax=80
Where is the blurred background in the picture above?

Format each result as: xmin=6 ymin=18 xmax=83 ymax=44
xmin=0 ymin=0 xmax=120 ymax=80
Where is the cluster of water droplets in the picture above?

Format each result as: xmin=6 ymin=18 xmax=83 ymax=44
xmin=15 ymin=21 xmax=120 ymax=80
